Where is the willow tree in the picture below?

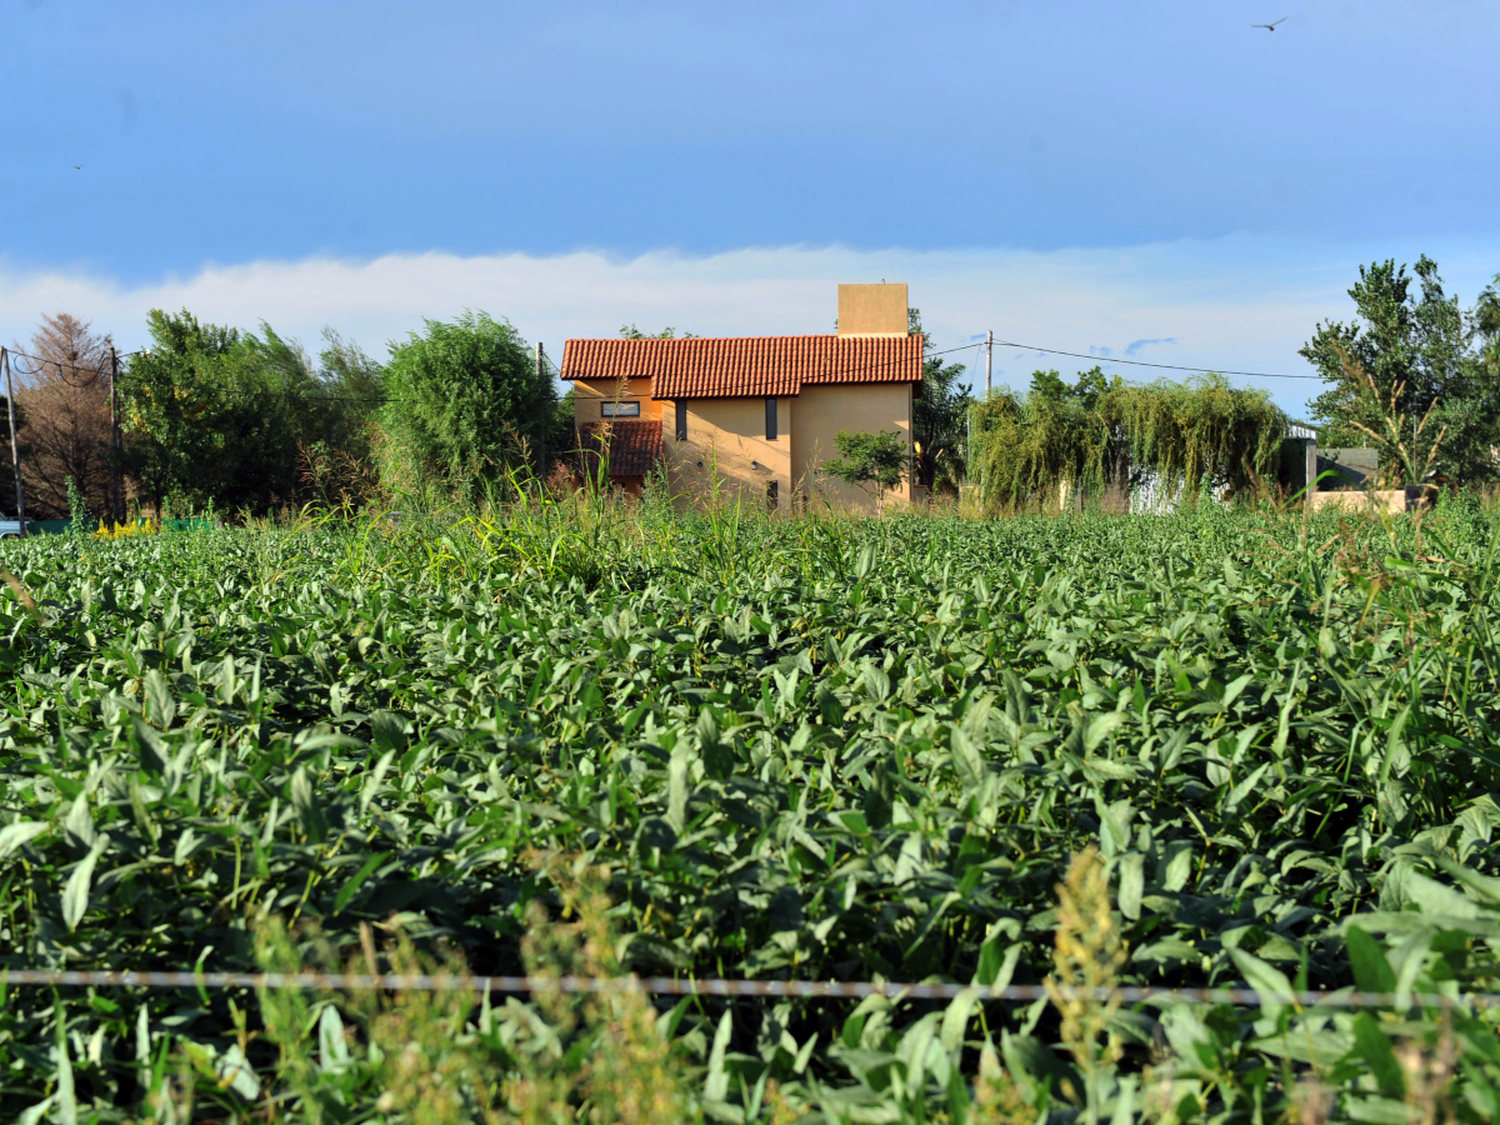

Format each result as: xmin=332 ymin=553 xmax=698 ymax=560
xmin=971 ymin=370 xmax=1286 ymax=512
xmin=968 ymin=370 xmax=1112 ymax=511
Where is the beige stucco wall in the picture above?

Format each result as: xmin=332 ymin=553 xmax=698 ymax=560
xmin=572 ymin=378 xmax=662 ymax=422
xmin=790 ymin=383 xmax=912 ymax=514
xmin=836 ymin=284 xmax=909 ymax=337
xmin=666 ymin=397 xmax=794 ymax=512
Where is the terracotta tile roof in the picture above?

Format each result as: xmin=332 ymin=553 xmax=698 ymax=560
xmin=560 ymin=335 xmax=923 ymax=399
xmin=577 ymin=419 xmax=663 ymax=478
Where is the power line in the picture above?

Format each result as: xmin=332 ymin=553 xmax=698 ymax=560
xmin=0 ymin=968 xmax=1487 ymax=1011
xmin=5 ymin=351 xmax=111 ymax=389
xmin=994 ymin=338 xmax=1323 ymax=381
xmin=5 ymin=344 xmax=146 ymax=382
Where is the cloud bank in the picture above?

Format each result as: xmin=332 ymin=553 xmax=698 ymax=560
xmin=3 ymin=237 xmax=1497 ymax=416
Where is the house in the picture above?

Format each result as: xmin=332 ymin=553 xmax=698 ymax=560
xmin=560 ymin=283 xmax=924 ymax=512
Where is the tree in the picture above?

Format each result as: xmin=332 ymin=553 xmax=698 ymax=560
xmin=901 ymin=310 xmax=974 ymax=494
xmin=970 ymin=371 xmax=1285 ymax=512
xmin=121 ymin=310 xmax=353 ymax=515
xmin=1478 ymin=278 xmax=1500 ymax=378
xmin=912 ymin=356 xmax=973 ymax=494
xmin=619 ymin=325 xmax=696 ymax=340
xmin=294 ymin=330 xmax=385 ymax=506
xmin=825 ymin=429 xmax=909 ymax=506
xmin=380 ymin=311 xmax=554 ymax=503
xmin=12 ymin=314 xmax=114 ymax=519
xmin=120 ymin=310 xmax=243 ymax=514
xmin=547 ymin=389 xmax=576 ymax=470
xmin=1301 ymin=256 xmax=1500 ymax=484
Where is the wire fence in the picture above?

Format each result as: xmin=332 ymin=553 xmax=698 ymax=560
xmin=0 ymin=968 xmax=1487 ymax=1010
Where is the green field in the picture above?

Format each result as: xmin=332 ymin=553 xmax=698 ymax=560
xmin=4 ymin=497 xmax=1500 ymax=1123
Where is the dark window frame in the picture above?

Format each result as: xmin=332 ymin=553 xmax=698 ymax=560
xmin=765 ymin=397 xmax=777 ymax=440
xmin=675 ymin=400 xmax=688 ymax=441
xmin=602 ymin=400 xmax=641 ymax=418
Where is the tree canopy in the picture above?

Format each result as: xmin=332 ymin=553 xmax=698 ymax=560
xmin=12 ymin=314 xmax=114 ymax=520
xmin=379 ymin=311 xmax=553 ymax=503
xmin=825 ymin=429 xmax=908 ymax=503
xmin=970 ymin=369 xmax=1286 ymax=511
xmin=908 ymin=308 xmax=973 ymax=495
xmin=1302 ymin=257 xmax=1500 ymax=484
xmin=120 ymin=310 xmax=383 ymax=515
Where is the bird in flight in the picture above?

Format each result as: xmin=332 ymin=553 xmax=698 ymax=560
xmin=1252 ymin=17 xmax=1287 ymax=30
xmin=73 ymin=164 xmax=83 ymax=170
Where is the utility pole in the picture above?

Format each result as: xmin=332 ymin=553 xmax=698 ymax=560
xmin=110 ymin=346 xmax=122 ymax=525
xmin=985 ymin=330 xmax=993 ymax=400
xmin=536 ymin=342 xmax=548 ymax=476
xmin=3 ymin=349 xmax=25 ymax=534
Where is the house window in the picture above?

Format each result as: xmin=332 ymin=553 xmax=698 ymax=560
xmin=766 ymin=480 xmax=779 ymax=512
xmin=602 ymin=400 xmax=641 ymax=418
xmin=765 ymin=397 xmax=777 ymax=440
xmin=675 ymin=401 xmax=687 ymax=441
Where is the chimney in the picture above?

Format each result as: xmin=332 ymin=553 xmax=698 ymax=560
xmin=837 ymin=283 xmax=909 ymax=337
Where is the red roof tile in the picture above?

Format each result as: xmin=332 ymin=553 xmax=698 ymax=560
xmin=560 ymin=335 xmax=923 ymax=399
xmin=577 ymin=419 xmax=663 ymax=478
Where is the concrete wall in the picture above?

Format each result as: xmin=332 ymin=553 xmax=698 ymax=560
xmin=666 ymin=396 xmax=794 ymax=512
xmin=837 ymin=284 xmax=908 ymax=337
xmin=790 ymin=383 xmax=912 ymax=514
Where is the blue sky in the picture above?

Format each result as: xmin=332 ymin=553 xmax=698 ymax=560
xmin=3 ymin=0 xmax=1498 ymax=415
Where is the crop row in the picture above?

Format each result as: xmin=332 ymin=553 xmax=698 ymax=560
xmin=3 ymin=499 xmax=1500 ymax=1121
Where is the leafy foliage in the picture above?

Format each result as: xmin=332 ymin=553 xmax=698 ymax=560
xmin=1303 ymin=256 xmax=1500 ymax=484
xmin=619 ymin=325 xmax=697 ymax=340
xmin=912 ymin=356 xmax=972 ymax=494
xmin=824 ymin=428 xmax=908 ymax=498
xmin=3 ymin=500 xmax=1500 ymax=1120
xmin=380 ymin=311 xmax=553 ymax=503
xmin=971 ymin=370 xmax=1286 ymax=510
xmin=120 ymin=311 xmax=380 ymax=516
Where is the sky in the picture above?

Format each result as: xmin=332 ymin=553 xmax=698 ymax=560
xmin=2 ymin=0 xmax=1498 ymax=417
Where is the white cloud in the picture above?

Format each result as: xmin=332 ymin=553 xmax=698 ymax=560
xmin=3 ymin=237 xmax=1498 ymax=417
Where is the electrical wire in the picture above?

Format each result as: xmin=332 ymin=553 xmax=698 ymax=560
xmin=994 ymin=338 xmax=1322 ymax=380
xmin=3 ymin=350 xmax=111 ymax=389
xmin=3 ymin=344 xmax=145 ymax=382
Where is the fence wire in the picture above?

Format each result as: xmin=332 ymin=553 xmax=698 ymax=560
xmin=0 ymin=968 xmax=1487 ymax=1010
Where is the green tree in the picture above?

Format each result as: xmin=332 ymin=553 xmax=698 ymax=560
xmin=970 ymin=371 xmax=1284 ymax=512
xmin=1476 ymin=275 xmax=1500 ymax=381
xmin=121 ymin=310 xmax=275 ymax=514
xmin=294 ymin=330 xmax=385 ymax=504
xmin=121 ymin=310 xmax=350 ymax=515
xmin=903 ymin=310 xmax=974 ymax=494
xmin=912 ymin=356 xmax=973 ymax=494
xmin=380 ymin=311 xmax=553 ymax=503
xmin=619 ymin=325 xmax=696 ymax=340
xmin=1302 ymin=256 xmax=1500 ymax=484
xmin=826 ymin=429 xmax=909 ymax=506
xmin=547 ymin=388 xmax=576 ymax=470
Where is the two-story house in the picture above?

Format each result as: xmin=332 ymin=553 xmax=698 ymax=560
xmin=560 ymin=283 xmax=923 ymax=512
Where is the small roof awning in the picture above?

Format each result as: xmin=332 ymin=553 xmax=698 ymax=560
xmin=578 ymin=419 xmax=663 ymax=478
